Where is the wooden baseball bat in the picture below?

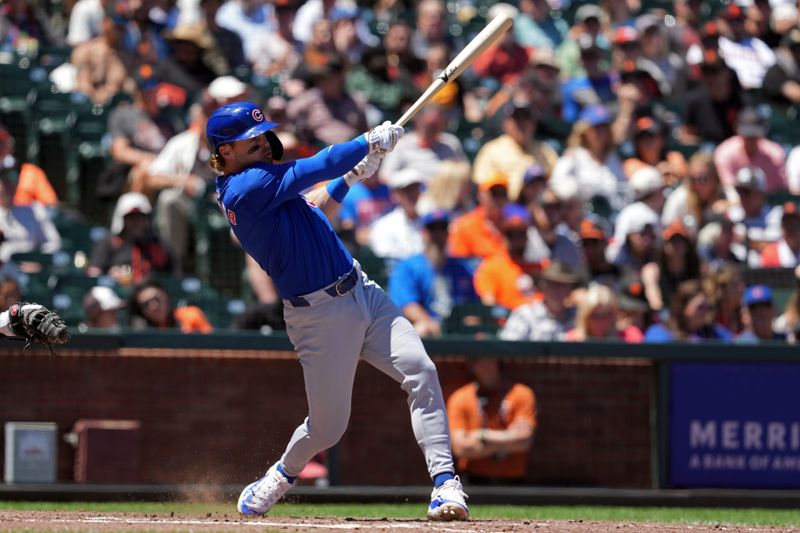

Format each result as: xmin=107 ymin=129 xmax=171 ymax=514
xmin=394 ymin=13 xmax=513 ymax=128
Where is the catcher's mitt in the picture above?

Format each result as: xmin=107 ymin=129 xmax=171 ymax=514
xmin=9 ymin=303 xmax=71 ymax=357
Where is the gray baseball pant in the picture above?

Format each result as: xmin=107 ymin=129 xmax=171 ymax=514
xmin=280 ymin=263 xmax=454 ymax=479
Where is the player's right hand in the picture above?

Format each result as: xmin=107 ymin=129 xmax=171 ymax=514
xmin=366 ymin=121 xmax=404 ymax=154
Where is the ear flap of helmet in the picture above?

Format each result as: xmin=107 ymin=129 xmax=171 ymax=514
xmin=265 ymin=131 xmax=284 ymax=161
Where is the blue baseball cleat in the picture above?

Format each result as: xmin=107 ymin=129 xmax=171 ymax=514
xmin=237 ymin=463 xmax=294 ymax=516
xmin=427 ymin=475 xmax=469 ymax=521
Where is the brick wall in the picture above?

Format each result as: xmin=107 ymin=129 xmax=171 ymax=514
xmin=0 ymin=347 xmax=653 ymax=488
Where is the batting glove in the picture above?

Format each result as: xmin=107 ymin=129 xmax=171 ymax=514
xmin=344 ymin=152 xmax=383 ymax=186
xmin=366 ymin=121 xmax=404 ymax=154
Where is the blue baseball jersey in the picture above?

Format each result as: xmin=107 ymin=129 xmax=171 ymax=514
xmin=216 ymin=136 xmax=369 ymax=298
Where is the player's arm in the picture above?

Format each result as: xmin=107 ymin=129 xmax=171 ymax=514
xmin=303 ymin=152 xmax=385 ymax=221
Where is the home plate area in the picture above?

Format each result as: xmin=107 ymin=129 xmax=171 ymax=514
xmin=0 ymin=512 xmax=795 ymax=533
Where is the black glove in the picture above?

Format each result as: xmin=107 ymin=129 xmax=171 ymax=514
xmin=9 ymin=303 xmax=71 ymax=357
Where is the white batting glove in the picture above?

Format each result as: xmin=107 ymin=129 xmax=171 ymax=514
xmin=366 ymin=121 xmax=404 ymax=154
xmin=344 ymin=152 xmax=383 ymax=186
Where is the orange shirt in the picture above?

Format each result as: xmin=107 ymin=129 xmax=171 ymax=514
xmin=760 ymin=242 xmax=781 ymax=267
xmin=474 ymin=252 xmax=543 ymax=310
xmin=14 ymin=163 xmax=58 ymax=206
xmin=447 ymin=381 xmax=537 ymax=479
xmin=448 ymin=207 xmax=506 ymax=259
xmin=174 ymin=305 xmax=213 ymax=334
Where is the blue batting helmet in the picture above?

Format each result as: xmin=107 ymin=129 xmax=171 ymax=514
xmin=206 ymin=101 xmax=284 ymax=160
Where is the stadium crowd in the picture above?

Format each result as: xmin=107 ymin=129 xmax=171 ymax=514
xmin=1 ymin=0 xmax=800 ymax=343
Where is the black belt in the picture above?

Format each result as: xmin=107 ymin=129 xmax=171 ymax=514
xmin=288 ymin=268 xmax=358 ymax=307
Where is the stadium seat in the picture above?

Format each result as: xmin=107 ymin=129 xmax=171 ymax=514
xmin=442 ymin=302 xmax=502 ymax=337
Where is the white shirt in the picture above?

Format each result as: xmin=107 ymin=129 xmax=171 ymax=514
xmin=499 ymin=301 xmax=575 ymax=341
xmin=66 ymin=0 xmax=103 ymax=45
xmin=379 ymin=132 xmax=467 ymax=184
xmin=718 ymin=36 xmax=776 ymax=90
xmin=550 ymin=146 xmax=627 ymax=212
xmin=786 ymin=146 xmax=800 ymax=195
xmin=367 ymin=207 xmax=423 ymax=260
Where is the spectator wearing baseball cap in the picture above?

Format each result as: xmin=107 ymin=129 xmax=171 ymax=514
xmin=611 ymin=26 xmax=641 ymax=73
xmin=713 ymin=108 xmax=787 ymax=193
xmin=524 ymin=187 xmax=584 ymax=271
xmin=737 ymin=284 xmax=785 ymax=343
xmin=449 ymin=171 xmax=511 ymax=260
xmin=578 ymin=217 xmax=621 ymax=286
xmin=472 ymin=102 xmax=558 ymax=203
xmin=516 ymin=163 xmax=548 ymax=207
xmin=717 ymin=2 xmax=777 ymax=90
xmin=635 ymin=13 xmax=687 ymax=96
xmin=683 ymin=49 xmax=745 ymax=144
xmin=561 ymin=34 xmax=616 ymax=123
xmin=697 ymin=215 xmax=746 ymax=270
xmin=640 ymin=220 xmax=701 ymax=312
xmin=388 ymin=210 xmax=478 ymax=338
xmin=760 ymin=202 xmax=800 ymax=267
xmin=727 ymin=166 xmax=783 ymax=250
xmin=550 ymin=105 xmax=627 ymax=213
xmin=607 ymin=202 xmax=660 ymax=274
xmin=499 ymin=260 xmax=582 ymax=341
xmin=623 ymin=117 xmax=688 ymax=188
xmin=81 ymin=286 xmax=125 ymax=331
xmin=617 ymin=272 xmax=653 ymax=334
xmin=556 ymin=4 xmax=609 ymax=80
xmin=473 ymin=205 xmax=543 ymax=312
xmin=628 ymin=166 xmax=667 ymax=214
xmin=368 ymin=167 xmax=426 ymax=261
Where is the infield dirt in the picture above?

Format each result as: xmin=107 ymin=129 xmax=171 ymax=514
xmin=1 ymin=511 xmax=799 ymax=533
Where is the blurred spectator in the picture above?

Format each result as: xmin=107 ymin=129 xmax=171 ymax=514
xmin=473 ymin=206 xmax=540 ymax=312
xmin=705 ymin=264 xmax=746 ymax=336
xmin=697 ymin=216 xmax=746 ymax=270
xmin=608 ymin=202 xmax=660 ymax=274
xmin=682 ymin=50 xmax=744 ymax=145
xmin=294 ymin=0 xmax=377 ymax=51
xmin=100 ymin=70 xmax=173 ymax=200
xmin=727 ymin=166 xmax=782 ymax=253
xmin=667 ymin=0 xmax=703 ymax=55
xmin=524 ymin=187 xmax=583 ymax=270
xmin=760 ymin=202 xmax=800 ymax=268
xmin=499 ymin=261 xmax=581 ymax=341
xmin=0 ymin=276 xmax=22 ymax=310
xmin=623 ymin=116 xmax=687 ymax=187
xmin=610 ymin=26 xmax=642 ymax=74
xmin=514 ymin=0 xmax=568 ymax=50
xmin=636 ymin=14 xmax=688 ymax=97
xmin=380 ymin=104 xmax=466 ymax=184
xmin=0 ymin=0 xmax=61 ymax=54
xmin=550 ymin=105 xmax=626 ymax=212
xmin=717 ymin=3 xmax=776 ymax=90
xmin=713 ymin=108 xmax=787 ymax=193
xmin=88 ymin=192 xmax=173 ymax=284
xmin=473 ymin=12 xmax=528 ymax=85
xmin=556 ymin=4 xmax=608 ymax=81
xmin=67 ymin=0 xmax=106 ymax=46
xmin=161 ymin=24 xmax=230 ymax=92
xmin=129 ymin=278 xmax=212 ymax=333
xmin=617 ymin=272 xmax=652 ymax=334
xmin=338 ymin=171 xmax=392 ymax=248
xmin=200 ymin=0 xmax=246 ymax=71
xmin=215 ymin=0 xmax=275 ymax=63
xmin=745 ymin=0 xmax=781 ymax=48
xmin=0 ymin=170 xmax=61 ymax=263
xmin=644 ymin=279 xmax=733 ymax=342
xmin=629 ymin=166 xmax=666 ymax=216
xmin=565 ymin=283 xmax=643 ymax=342
xmin=246 ymin=0 xmax=299 ymax=75
xmin=448 ymin=172 xmax=509 ymax=260
xmin=138 ymin=76 xmax=246 ymax=273
xmin=0 ymin=126 xmax=58 ymax=207
xmin=368 ymin=167 xmax=424 ymax=261
xmin=473 ymin=103 xmax=557 ymax=203
xmin=329 ymin=4 xmax=369 ymax=65
xmin=774 ymin=265 xmax=800 ymax=343
xmin=81 ymin=286 xmax=125 ymax=331
xmin=737 ymin=284 xmax=784 ymax=343
xmin=346 ymin=21 xmax=420 ymax=115
xmin=286 ymin=54 xmax=368 ymax=146
xmin=447 ymin=357 xmax=536 ymax=484
xmin=561 ymin=34 xmax=615 ymax=123
xmin=600 ymin=0 xmax=639 ymax=27
xmin=387 ymin=211 xmax=477 ymax=338
xmin=71 ymin=12 xmax=132 ymax=105
xmin=578 ymin=217 xmax=620 ymax=286
xmin=416 ymin=160 xmax=472 ymax=218
xmin=410 ymin=0 xmax=454 ymax=61
xmin=662 ymin=151 xmax=731 ymax=236
xmin=761 ymin=27 xmax=800 ymax=111
xmin=641 ymin=221 xmax=701 ymax=313
xmin=516 ymin=163 xmax=547 ymax=209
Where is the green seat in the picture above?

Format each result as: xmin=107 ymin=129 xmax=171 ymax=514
xmin=442 ymin=302 xmax=501 ymax=337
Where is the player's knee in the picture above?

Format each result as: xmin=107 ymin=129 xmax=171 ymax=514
xmin=308 ymin=420 xmax=348 ymax=449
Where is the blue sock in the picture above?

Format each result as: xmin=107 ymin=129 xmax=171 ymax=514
xmin=276 ymin=463 xmax=297 ymax=484
xmin=433 ymin=472 xmax=454 ymax=488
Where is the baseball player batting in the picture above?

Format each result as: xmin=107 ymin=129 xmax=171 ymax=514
xmin=206 ymin=102 xmax=469 ymax=521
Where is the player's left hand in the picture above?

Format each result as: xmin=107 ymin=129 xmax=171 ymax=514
xmin=9 ymin=303 xmax=70 ymax=356
xmin=344 ymin=152 xmax=383 ymax=186
xmin=366 ymin=121 xmax=404 ymax=154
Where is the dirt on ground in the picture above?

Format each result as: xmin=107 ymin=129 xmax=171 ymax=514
xmin=1 ymin=511 xmax=799 ymax=533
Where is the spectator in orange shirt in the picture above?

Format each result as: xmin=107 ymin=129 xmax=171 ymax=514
xmin=0 ymin=125 xmax=58 ymax=207
xmin=473 ymin=205 xmax=543 ymax=311
xmin=128 ymin=279 xmax=213 ymax=334
xmin=761 ymin=202 xmax=800 ymax=268
xmin=447 ymin=356 xmax=536 ymax=484
xmin=448 ymin=171 xmax=509 ymax=259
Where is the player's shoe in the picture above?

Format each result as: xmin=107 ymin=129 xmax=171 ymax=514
xmin=237 ymin=463 xmax=294 ymax=516
xmin=427 ymin=476 xmax=469 ymax=521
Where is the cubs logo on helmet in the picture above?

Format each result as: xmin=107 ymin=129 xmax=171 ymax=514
xmin=252 ymin=109 xmax=264 ymax=122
